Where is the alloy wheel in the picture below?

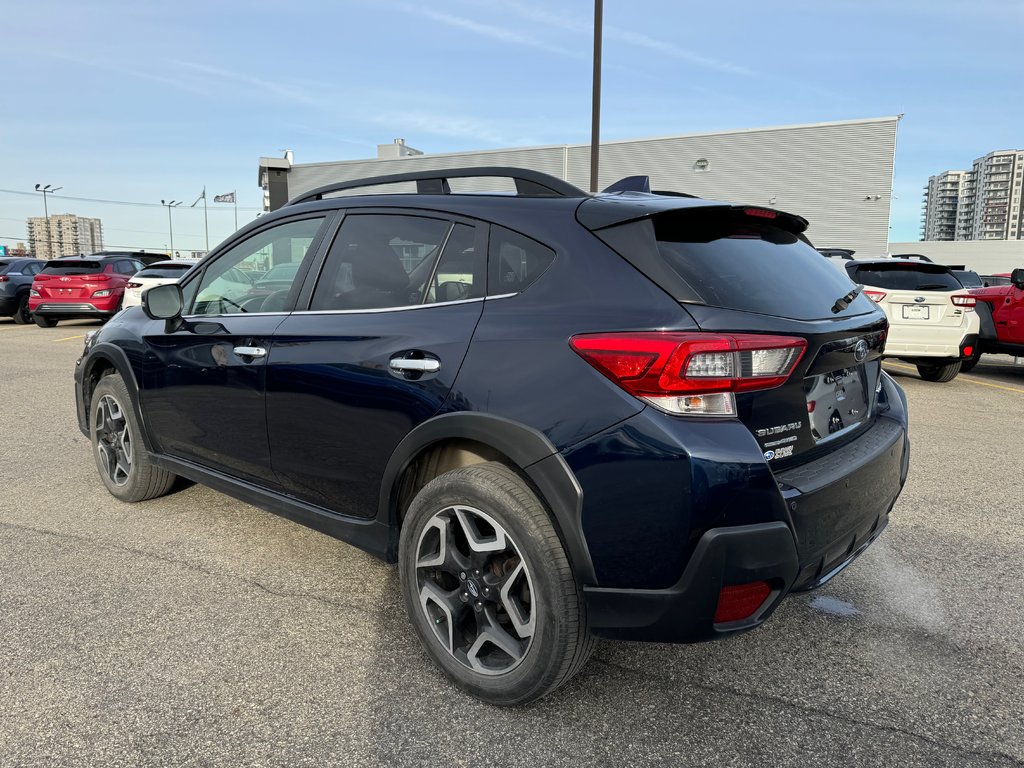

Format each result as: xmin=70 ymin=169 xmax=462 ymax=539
xmin=415 ymin=505 xmax=536 ymax=675
xmin=95 ymin=394 xmax=133 ymax=486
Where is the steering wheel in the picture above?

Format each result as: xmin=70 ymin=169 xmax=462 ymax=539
xmin=259 ymin=290 xmax=292 ymax=313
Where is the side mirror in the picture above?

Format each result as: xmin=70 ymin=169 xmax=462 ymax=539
xmin=1011 ymin=268 xmax=1024 ymax=289
xmin=143 ymin=283 xmax=184 ymax=320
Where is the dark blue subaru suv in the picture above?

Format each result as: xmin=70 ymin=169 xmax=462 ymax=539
xmin=74 ymin=168 xmax=909 ymax=705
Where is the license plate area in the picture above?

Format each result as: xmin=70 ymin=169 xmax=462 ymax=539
xmin=901 ymin=304 xmax=930 ymax=320
xmin=803 ymin=364 xmax=872 ymax=444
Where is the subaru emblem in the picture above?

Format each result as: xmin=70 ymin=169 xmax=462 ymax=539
xmin=914 ymin=296 xmax=926 ymax=303
xmin=854 ymin=339 xmax=869 ymax=363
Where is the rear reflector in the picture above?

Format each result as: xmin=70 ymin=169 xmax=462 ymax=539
xmin=962 ymin=346 xmax=974 ymax=358
xmin=570 ymin=332 xmax=806 ymax=416
xmin=864 ymin=290 xmax=886 ymax=303
xmin=714 ymin=581 xmax=772 ymax=624
xmin=951 ymin=294 xmax=976 ymax=308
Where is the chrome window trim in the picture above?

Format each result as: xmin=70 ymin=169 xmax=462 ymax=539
xmin=295 ymin=296 xmax=486 ymax=315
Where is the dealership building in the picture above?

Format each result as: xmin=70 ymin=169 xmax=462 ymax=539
xmin=259 ymin=116 xmax=899 ymax=258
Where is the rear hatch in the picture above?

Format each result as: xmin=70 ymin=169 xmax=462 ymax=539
xmin=34 ymin=260 xmax=113 ymax=302
xmin=587 ymin=203 xmax=888 ymax=469
xmin=847 ymin=262 xmax=969 ymax=329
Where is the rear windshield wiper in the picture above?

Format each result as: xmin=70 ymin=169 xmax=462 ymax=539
xmin=831 ymin=285 xmax=862 ymax=314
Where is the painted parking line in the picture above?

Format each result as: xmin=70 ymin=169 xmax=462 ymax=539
xmin=884 ymin=361 xmax=1024 ymax=395
xmin=54 ymin=334 xmax=86 ymax=343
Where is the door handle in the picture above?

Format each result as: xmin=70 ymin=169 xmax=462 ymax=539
xmin=233 ymin=346 xmax=267 ymax=358
xmin=389 ymin=358 xmax=440 ymax=373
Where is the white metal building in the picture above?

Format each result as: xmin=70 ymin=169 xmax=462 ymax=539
xmin=259 ymin=117 xmax=899 ymax=258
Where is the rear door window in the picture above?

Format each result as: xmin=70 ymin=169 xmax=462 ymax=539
xmin=848 ymin=264 xmax=962 ymax=291
xmin=137 ymin=264 xmax=194 ymax=279
xmin=310 ymin=213 xmax=452 ymax=311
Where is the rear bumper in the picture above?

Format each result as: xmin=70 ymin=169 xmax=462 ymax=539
xmin=30 ymin=302 xmax=118 ymax=318
xmin=884 ymin=314 xmax=980 ymax=358
xmin=581 ymin=374 xmax=909 ymax=644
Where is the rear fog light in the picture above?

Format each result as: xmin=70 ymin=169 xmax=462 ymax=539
xmin=714 ymin=580 xmax=772 ymax=624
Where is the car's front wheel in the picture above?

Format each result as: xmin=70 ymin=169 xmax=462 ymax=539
xmin=916 ymin=359 xmax=962 ymax=382
xmin=90 ymin=374 xmax=177 ymax=502
xmin=399 ymin=462 xmax=593 ymax=706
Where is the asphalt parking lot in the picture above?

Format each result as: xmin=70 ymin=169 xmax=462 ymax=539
xmin=1 ymin=318 xmax=1022 ymax=768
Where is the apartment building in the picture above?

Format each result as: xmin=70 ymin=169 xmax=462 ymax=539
xmin=921 ymin=170 xmax=969 ymax=240
xmin=923 ymin=150 xmax=1024 ymax=241
xmin=27 ymin=214 xmax=104 ymax=259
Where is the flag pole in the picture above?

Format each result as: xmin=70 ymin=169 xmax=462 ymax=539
xmin=233 ymin=191 xmax=238 ymax=231
xmin=203 ymin=186 xmax=209 ymax=251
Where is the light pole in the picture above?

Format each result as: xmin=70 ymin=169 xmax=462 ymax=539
xmin=590 ymin=0 xmax=603 ymax=193
xmin=161 ymin=199 xmax=182 ymax=255
xmin=34 ymin=183 xmax=62 ymax=258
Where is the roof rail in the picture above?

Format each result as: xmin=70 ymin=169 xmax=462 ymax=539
xmin=285 ymin=166 xmax=587 ymax=207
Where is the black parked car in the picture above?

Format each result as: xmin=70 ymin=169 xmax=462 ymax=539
xmin=74 ymin=168 xmax=910 ymax=705
xmin=0 ymin=257 xmax=46 ymax=323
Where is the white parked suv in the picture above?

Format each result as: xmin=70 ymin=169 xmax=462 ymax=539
xmin=122 ymin=260 xmax=200 ymax=308
xmin=839 ymin=259 xmax=980 ymax=382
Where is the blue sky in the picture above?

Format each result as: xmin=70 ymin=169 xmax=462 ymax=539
xmin=3 ymin=0 xmax=1022 ymax=253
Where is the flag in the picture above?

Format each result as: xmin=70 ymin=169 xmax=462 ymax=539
xmin=214 ymin=192 xmax=236 ymax=203
xmin=190 ymin=187 xmax=206 ymax=207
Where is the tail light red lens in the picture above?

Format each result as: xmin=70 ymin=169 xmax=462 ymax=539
xmin=126 ymin=281 xmax=143 ymax=288
xmin=34 ymin=275 xmax=51 ymax=282
xmin=83 ymin=274 xmax=111 ymax=282
xmin=714 ymin=581 xmax=772 ymax=624
xmin=570 ymin=332 xmax=806 ymax=415
xmin=0 ymin=276 xmax=8 ymax=282
xmin=864 ymin=290 xmax=886 ymax=303
xmin=743 ymin=207 xmax=778 ymax=219
xmin=951 ymin=294 xmax=976 ymax=308
xmin=962 ymin=346 xmax=974 ymax=358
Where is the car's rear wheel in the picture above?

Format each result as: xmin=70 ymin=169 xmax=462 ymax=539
xmin=34 ymin=314 xmax=58 ymax=328
xmin=12 ymin=295 xmax=31 ymax=324
xmin=90 ymin=374 xmax=177 ymax=502
xmin=916 ymin=360 xmax=961 ymax=382
xmin=399 ymin=462 xmax=593 ymax=706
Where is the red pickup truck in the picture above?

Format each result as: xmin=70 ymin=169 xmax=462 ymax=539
xmin=964 ymin=268 xmax=1024 ymax=371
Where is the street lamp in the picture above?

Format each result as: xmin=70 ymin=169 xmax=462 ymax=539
xmin=590 ymin=0 xmax=603 ymax=193
xmin=161 ymin=199 xmax=182 ymax=255
xmin=34 ymin=183 xmax=62 ymax=258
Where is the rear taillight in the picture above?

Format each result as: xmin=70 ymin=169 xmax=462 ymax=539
xmin=714 ymin=581 xmax=772 ymax=624
xmin=34 ymin=275 xmax=51 ymax=282
xmin=570 ymin=332 xmax=806 ymax=416
xmin=0 ymin=276 xmax=8 ymax=283
xmin=126 ymin=281 xmax=142 ymax=288
xmin=951 ymin=294 xmax=976 ymax=308
xmin=83 ymin=274 xmax=111 ymax=282
xmin=743 ymin=207 xmax=778 ymax=219
xmin=864 ymin=290 xmax=886 ymax=303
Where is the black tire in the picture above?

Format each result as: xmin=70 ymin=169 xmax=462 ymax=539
xmin=959 ymin=347 xmax=982 ymax=373
xmin=34 ymin=314 xmax=58 ymax=328
xmin=916 ymin=360 xmax=962 ymax=382
xmin=89 ymin=374 xmax=177 ymax=502
xmin=399 ymin=462 xmax=594 ymax=706
xmin=12 ymin=294 xmax=31 ymax=325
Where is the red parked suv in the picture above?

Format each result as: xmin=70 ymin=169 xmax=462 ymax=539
xmin=964 ymin=268 xmax=1024 ymax=371
xmin=30 ymin=254 xmax=145 ymax=327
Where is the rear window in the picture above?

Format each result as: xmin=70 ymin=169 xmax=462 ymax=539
xmin=137 ymin=264 xmax=194 ymax=279
xmin=40 ymin=260 xmax=105 ymax=275
xmin=598 ymin=209 xmax=872 ymax=321
xmin=0 ymin=259 xmax=14 ymax=274
xmin=848 ymin=263 xmax=962 ymax=291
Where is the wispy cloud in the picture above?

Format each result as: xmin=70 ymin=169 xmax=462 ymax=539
xmin=170 ymin=60 xmax=324 ymax=106
xmin=395 ymin=4 xmax=586 ymax=60
xmin=30 ymin=50 xmax=213 ymax=97
xmin=366 ymin=109 xmax=538 ymax=147
xmin=493 ymin=1 xmax=758 ymax=78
